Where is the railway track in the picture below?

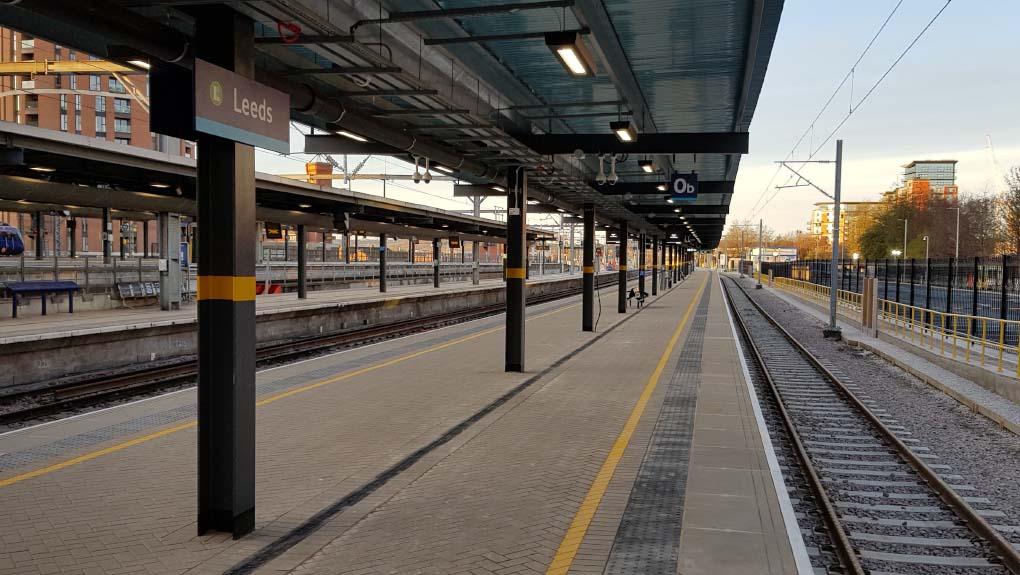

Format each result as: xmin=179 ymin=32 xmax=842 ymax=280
xmin=0 ymin=275 xmax=627 ymax=427
xmin=722 ymin=275 xmax=1020 ymax=575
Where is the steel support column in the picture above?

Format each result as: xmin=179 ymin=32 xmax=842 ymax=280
xmin=195 ymin=6 xmax=256 ymax=539
xmin=142 ymin=220 xmax=150 ymax=258
xmin=297 ymin=224 xmax=307 ymax=299
xmin=102 ymin=208 xmax=111 ymax=264
xmin=432 ymin=237 xmax=440 ymax=288
xmin=582 ymin=204 xmax=595 ymax=332
xmin=379 ymin=233 xmax=387 ymax=292
xmin=651 ymin=235 xmax=658 ymax=296
xmin=618 ymin=223 xmax=628 ymax=313
xmin=68 ymin=218 xmax=77 ymax=258
xmin=505 ymin=167 xmax=527 ymax=372
xmin=638 ymin=233 xmax=646 ymax=296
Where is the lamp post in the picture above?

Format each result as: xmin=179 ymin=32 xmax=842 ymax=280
xmin=900 ymin=218 xmax=908 ymax=257
xmin=948 ymin=207 xmax=960 ymax=259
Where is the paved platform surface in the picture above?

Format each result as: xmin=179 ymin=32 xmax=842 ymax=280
xmin=0 ymin=272 xmax=579 ymax=344
xmin=0 ymin=271 xmax=803 ymax=575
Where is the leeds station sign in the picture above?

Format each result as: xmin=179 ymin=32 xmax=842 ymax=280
xmin=194 ymin=59 xmax=290 ymax=153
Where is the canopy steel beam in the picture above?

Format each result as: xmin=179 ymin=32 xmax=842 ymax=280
xmin=425 ymin=29 xmax=588 ymax=46
xmin=352 ymin=1 xmax=574 ymax=31
xmin=510 ymin=99 xmax=624 ymax=111
xmin=454 ymin=184 xmax=506 ymax=197
xmin=521 ymin=110 xmax=630 ymax=121
xmin=281 ymin=65 xmax=403 ymax=76
xmin=304 ymin=135 xmax=400 ymax=155
xmin=342 ymin=88 xmax=439 ymax=97
xmin=627 ymin=204 xmax=730 ymax=215
xmin=593 ymin=181 xmax=734 ymax=196
xmin=519 ymin=133 xmax=748 ymax=155
xmin=255 ymin=35 xmax=354 ymax=45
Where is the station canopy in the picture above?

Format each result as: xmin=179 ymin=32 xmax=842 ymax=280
xmin=1 ymin=0 xmax=784 ymax=249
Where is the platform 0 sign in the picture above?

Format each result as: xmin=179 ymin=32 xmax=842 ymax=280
xmin=670 ymin=172 xmax=699 ymax=202
xmin=194 ymin=59 xmax=290 ymax=153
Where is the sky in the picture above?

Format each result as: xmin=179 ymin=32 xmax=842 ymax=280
xmin=734 ymin=0 xmax=1020 ymax=233
xmin=254 ymin=0 xmax=1020 ymax=237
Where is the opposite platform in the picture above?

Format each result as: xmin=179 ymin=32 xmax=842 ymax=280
xmin=0 ymin=270 xmax=805 ymax=575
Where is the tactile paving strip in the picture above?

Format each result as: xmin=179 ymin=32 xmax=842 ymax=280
xmin=603 ymin=287 xmax=711 ymax=575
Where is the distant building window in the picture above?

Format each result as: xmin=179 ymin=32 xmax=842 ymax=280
xmin=115 ymin=137 xmax=130 ymax=145
xmin=59 ymin=94 xmax=67 ymax=111
xmin=113 ymin=98 xmax=131 ymax=114
xmin=75 ymin=114 xmax=81 ymax=133
xmin=95 ymin=115 xmax=106 ymax=133
xmin=74 ymin=94 xmax=81 ymax=112
xmin=108 ymin=78 xmax=125 ymax=93
xmin=114 ymin=118 xmax=131 ymax=133
xmin=70 ymin=74 xmax=76 ymax=90
xmin=60 ymin=114 xmax=68 ymax=131
xmin=96 ymin=96 xmax=105 ymax=113
xmin=89 ymin=75 xmax=100 ymax=92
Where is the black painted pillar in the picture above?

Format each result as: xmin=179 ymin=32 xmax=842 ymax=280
xmin=505 ymin=168 xmax=527 ymax=372
xmin=379 ymin=233 xmax=387 ymax=292
xmin=638 ymin=233 xmax=646 ymax=295
xmin=618 ymin=223 xmax=628 ymax=313
xmin=142 ymin=220 xmax=150 ymax=258
xmin=297 ymin=224 xmax=307 ymax=299
xmin=408 ymin=239 xmax=415 ymax=263
xmin=344 ymin=234 xmax=351 ymax=263
xmin=68 ymin=218 xmax=77 ymax=258
xmin=102 ymin=208 xmax=111 ymax=264
xmin=195 ymin=6 xmax=256 ymax=540
xmin=432 ymin=237 xmax=440 ymax=288
xmin=32 ymin=211 xmax=43 ymax=259
xmin=652 ymin=235 xmax=659 ymax=295
xmin=582 ymin=204 xmax=595 ymax=332
xmin=662 ymin=241 xmax=667 ymax=289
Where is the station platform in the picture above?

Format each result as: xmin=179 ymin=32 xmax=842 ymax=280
xmin=0 ymin=273 xmax=568 ymax=344
xmin=0 ymin=271 xmax=807 ymax=575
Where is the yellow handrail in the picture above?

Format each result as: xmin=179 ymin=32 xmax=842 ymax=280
xmin=770 ymin=275 xmax=1020 ymax=376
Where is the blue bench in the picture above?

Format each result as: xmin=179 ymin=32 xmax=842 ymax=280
xmin=4 ymin=281 xmax=80 ymax=318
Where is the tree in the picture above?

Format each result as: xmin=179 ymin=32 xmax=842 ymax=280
xmin=1002 ymin=167 xmax=1020 ymax=255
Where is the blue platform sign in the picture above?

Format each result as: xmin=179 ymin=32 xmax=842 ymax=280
xmin=180 ymin=242 xmax=189 ymax=268
xmin=670 ymin=172 xmax=699 ymax=202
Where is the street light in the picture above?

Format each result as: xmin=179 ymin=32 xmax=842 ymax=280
xmin=922 ymin=235 xmax=929 ymax=261
xmin=891 ymin=249 xmax=902 ymax=258
xmin=852 ymin=252 xmax=860 ymax=261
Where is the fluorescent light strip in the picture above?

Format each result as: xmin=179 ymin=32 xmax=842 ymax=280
xmin=556 ymin=47 xmax=587 ymax=76
xmin=336 ymin=130 xmax=368 ymax=142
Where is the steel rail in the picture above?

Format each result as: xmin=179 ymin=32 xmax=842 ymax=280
xmin=724 ymin=276 xmax=1020 ymax=575
xmin=722 ymin=277 xmax=865 ymax=575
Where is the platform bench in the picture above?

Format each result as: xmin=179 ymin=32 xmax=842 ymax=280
xmin=116 ymin=282 xmax=160 ymax=308
xmin=5 ymin=280 xmax=80 ymax=318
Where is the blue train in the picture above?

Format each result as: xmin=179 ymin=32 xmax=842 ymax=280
xmin=0 ymin=222 xmax=25 ymax=256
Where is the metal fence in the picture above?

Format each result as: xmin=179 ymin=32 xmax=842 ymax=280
xmin=764 ymin=256 xmax=1020 ymax=344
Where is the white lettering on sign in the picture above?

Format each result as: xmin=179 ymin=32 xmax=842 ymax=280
xmin=232 ymin=88 xmax=274 ymax=124
xmin=673 ymin=177 xmax=696 ymax=195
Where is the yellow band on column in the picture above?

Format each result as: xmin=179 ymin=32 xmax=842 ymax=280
xmin=619 ymin=265 xmax=628 ymax=271
xmin=197 ymin=275 xmax=256 ymax=301
xmin=506 ymin=267 xmax=527 ymax=279
xmin=583 ymin=266 xmax=594 ymax=273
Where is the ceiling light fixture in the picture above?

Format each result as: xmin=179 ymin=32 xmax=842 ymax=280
xmin=657 ymin=184 xmax=668 ymax=192
xmin=29 ymin=166 xmax=55 ymax=172
xmin=556 ymin=208 xmax=565 ymax=213
xmin=299 ymin=203 xmax=312 ymax=208
xmin=666 ymin=198 xmax=674 ymax=204
xmin=492 ymin=185 xmax=506 ymax=193
xmin=127 ymin=59 xmax=151 ymax=70
xmin=150 ymin=182 xmax=171 ymax=189
xmin=638 ymin=159 xmax=655 ymax=173
xmin=610 ymin=120 xmax=637 ymax=143
xmin=674 ymin=208 xmax=680 ymax=213
xmin=335 ymin=130 xmax=368 ymax=142
xmin=545 ymin=31 xmax=595 ymax=77
xmin=527 ymin=199 xmax=541 ymax=205
xmin=434 ymin=165 xmax=454 ymax=174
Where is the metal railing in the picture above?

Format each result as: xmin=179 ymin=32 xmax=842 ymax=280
xmin=879 ymin=299 xmax=1020 ymax=377
xmin=767 ymin=274 xmax=1020 ymax=377
xmin=772 ymin=276 xmax=862 ymax=311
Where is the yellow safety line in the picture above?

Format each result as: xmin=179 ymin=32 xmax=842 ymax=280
xmin=0 ymin=303 xmax=581 ymax=489
xmin=545 ymin=274 xmax=708 ymax=575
